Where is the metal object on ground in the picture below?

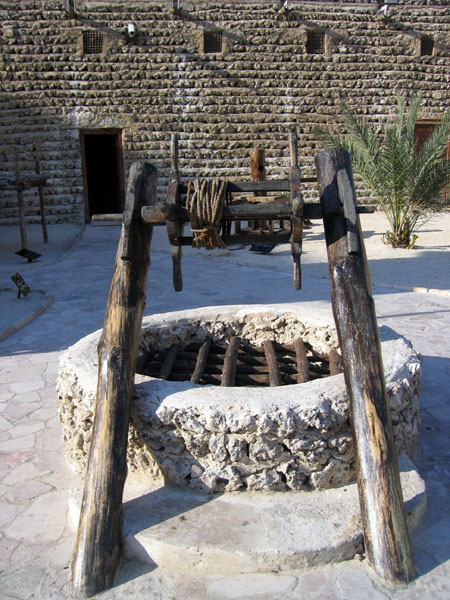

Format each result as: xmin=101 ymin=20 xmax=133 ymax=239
xmin=11 ymin=272 xmax=31 ymax=298
xmin=14 ymin=248 xmax=42 ymax=263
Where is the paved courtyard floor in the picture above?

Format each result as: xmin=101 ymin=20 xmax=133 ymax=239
xmin=0 ymin=213 xmax=449 ymax=599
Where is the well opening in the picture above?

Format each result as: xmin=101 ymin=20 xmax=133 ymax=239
xmin=137 ymin=336 xmax=341 ymax=387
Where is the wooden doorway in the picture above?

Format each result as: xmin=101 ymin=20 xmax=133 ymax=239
xmin=80 ymin=129 xmax=125 ymax=222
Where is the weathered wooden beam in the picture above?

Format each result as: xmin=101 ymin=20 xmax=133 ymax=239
xmin=250 ymin=148 xmax=268 ymax=230
xmin=71 ymin=162 xmax=157 ymax=598
xmin=167 ymin=133 xmax=183 ymax=291
xmin=328 ymin=347 xmax=343 ymax=375
xmin=263 ymin=339 xmax=282 ymax=387
xmin=91 ymin=213 xmax=123 ymax=221
xmin=142 ymin=200 xmax=373 ymax=225
xmin=294 ymin=338 xmax=310 ymax=383
xmin=178 ymin=179 xmax=315 ymax=195
xmin=159 ymin=343 xmax=179 ymax=380
xmin=315 ymin=148 xmax=415 ymax=583
xmin=221 ymin=336 xmax=240 ymax=387
xmin=289 ymin=131 xmax=303 ymax=290
xmin=180 ymin=232 xmax=291 ymax=246
xmin=34 ymin=155 xmax=48 ymax=243
xmin=190 ymin=337 xmax=211 ymax=384
xmin=15 ymin=157 xmax=28 ymax=249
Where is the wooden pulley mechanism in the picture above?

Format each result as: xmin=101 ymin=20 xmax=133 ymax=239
xmin=159 ymin=132 xmax=309 ymax=292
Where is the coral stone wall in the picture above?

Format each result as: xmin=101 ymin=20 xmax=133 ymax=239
xmin=1 ymin=1 xmax=449 ymax=223
xmin=57 ymin=307 xmax=421 ymax=493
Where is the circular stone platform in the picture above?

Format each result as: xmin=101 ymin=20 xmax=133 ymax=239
xmin=68 ymin=453 xmax=425 ymax=573
xmin=58 ymin=305 xmax=421 ymax=493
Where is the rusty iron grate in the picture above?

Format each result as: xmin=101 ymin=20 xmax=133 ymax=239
xmin=138 ymin=337 xmax=342 ymax=387
xmin=306 ymin=30 xmax=325 ymax=55
xmin=204 ymin=30 xmax=223 ymax=54
xmin=83 ymin=30 xmax=104 ymax=55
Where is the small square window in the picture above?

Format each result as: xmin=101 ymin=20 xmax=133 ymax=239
xmin=420 ymin=35 xmax=434 ymax=56
xmin=204 ymin=31 xmax=223 ymax=54
xmin=306 ymin=31 xmax=325 ymax=55
xmin=83 ymin=30 xmax=104 ymax=55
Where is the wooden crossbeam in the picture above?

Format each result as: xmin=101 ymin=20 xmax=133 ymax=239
xmin=142 ymin=201 xmax=373 ymax=225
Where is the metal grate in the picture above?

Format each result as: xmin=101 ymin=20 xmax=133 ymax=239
xmin=204 ymin=30 xmax=223 ymax=54
xmin=83 ymin=30 xmax=104 ymax=55
xmin=420 ymin=35 xmax=434 ymax=56
xmin=306 ymin=30 xmax=325 ymax=55
xmin=138 ymin=336 xmax=342 ymax=387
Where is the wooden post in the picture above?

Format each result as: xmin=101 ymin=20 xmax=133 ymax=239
xmin=250 ymin=148 xmax=267 ymax=230
xmin=15 ymin=156 xmax=28 ymax=249
xmin=289 ymin=132 xmax=303 ymax=290
xmin=167 ymin=134 xmax=183 ymax=291
xmin=71 ymin=162 xmax=157 ymax=598
xmin=315 ymin=149 xmax=415 ymax=583
xmin=35 ymin=154 xmax=48 ymax=243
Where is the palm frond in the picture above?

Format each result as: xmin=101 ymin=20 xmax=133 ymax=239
xmin=314 ymin=93 xmax=449 ymax=248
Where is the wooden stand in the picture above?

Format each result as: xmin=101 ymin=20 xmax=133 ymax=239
xmin=0 ymin=156 xmax=48 ymax=249
xmin=71 ymin=142 xmax=415 ymax=596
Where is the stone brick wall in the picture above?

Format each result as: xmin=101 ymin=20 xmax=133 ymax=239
xmin=1 ymin=0 xmax=449 ymax=224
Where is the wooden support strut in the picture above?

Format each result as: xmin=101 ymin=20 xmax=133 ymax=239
xmin=15 ymin=156 xmax=28 ymax=250
xmin=250 ymin=148 xmax=267 ymax=231
xmin=71 ymin=162 xmax=157 ymax=598
xmin=315 ymin=149 xmax=416 ymax=583
xmin=34 ymin=153 xmax=48 ymax=244
xmin=289 ymin=131 xmax=303 ymax=290
xmin=167 ymin=134 xmax=183 ymax=291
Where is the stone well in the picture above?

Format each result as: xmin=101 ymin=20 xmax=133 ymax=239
xmin=58 ymin=305 xmax=421 ymax=494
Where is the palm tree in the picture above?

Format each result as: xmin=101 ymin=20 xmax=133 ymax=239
xmin=314 ymin=94 xmax=450 ymax=248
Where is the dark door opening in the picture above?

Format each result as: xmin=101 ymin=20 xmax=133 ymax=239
xmin=415 ymin=121 xmax=450 ymax=201
xmin=80 ymin=129 xmax=125 ymax=221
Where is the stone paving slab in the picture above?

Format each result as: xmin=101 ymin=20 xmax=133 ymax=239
xmin=0 ymin=220 xmax=449 ymax=599
xmin=65 ymin=454 xmax=425 ymax=577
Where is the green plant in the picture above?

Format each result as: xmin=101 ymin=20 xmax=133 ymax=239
xmin=314 ymin=94 xmax=450 ymax=248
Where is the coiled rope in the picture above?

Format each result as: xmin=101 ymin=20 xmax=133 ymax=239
xmin=186 ymin=178 xmax=228 ymax=249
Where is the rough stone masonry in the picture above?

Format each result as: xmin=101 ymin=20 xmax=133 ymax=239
xmin=58 ymin=307 xmax=422 ymax=493
xmin=0 ymin=1 xmax=449 ymax=224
